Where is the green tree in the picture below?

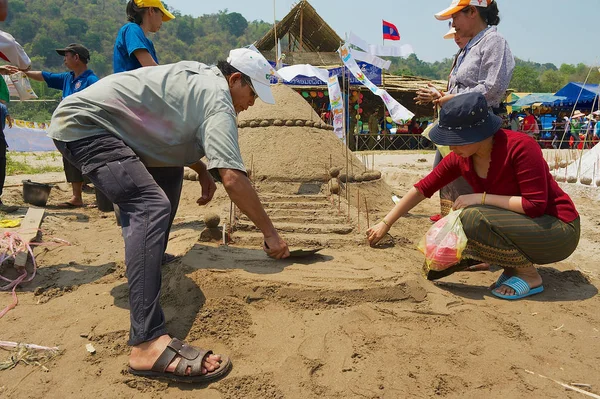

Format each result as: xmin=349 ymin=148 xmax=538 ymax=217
xmin=510 ymin=65 xmax=541 ymax=92
xmin=64 ymin=17 xmax=89 ymax=37
xmin=218 ymin=12 xmax=248 ymax=37
xmin=175 ymin=16 xmax=197 ymax=42
xmin=539 ymin=69 xmax=567 ymax=93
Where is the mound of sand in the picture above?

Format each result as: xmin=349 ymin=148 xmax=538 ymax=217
xmin=238 ymin=85 xmax=375 ymax=183
xmin=239 ymin=84 xmax=328 ymax=126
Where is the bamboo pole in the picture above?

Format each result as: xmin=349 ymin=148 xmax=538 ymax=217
xmin=273 ymin=0 xmax=277 ymax=59
xmin=299 ymin=5 xmax=304 ymax=51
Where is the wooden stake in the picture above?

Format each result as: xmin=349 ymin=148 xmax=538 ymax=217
xmin=365 ymin=197 xmax=370 ymax=229
xmin=338 ymin=182 xmax=341 ymax=213
xmin=229 ymin=201 xmax=234 ymax=239
xmin=357 ymin=189 xmax=361 ymax=231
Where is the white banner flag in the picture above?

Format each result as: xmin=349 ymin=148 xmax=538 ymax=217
xmin=348 ymin=31 xmax=414 ymax=58
xmin=277 ymin=64 xmax=345 ymax=140
xmin=349 ymin=49 xmax=391 ymax=70
xmin=339 ymin=44 xmax=414 ymax=123
xmin=327 ymin=75 xmax=345 ymax=141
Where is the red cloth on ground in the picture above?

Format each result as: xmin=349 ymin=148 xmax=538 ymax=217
xmin=414 ymin=129 xmax=579 ymax=223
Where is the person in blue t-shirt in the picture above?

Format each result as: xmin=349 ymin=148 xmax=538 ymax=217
xmin=114 ymin=0 xmax=182 ymax=266
xmin=0 ymin=78 xmax=14 ymax=209
xmin=17 ymin=44 xmax=99 ymax=207
xmin=113 ymin=0 xmax=174 ymax=73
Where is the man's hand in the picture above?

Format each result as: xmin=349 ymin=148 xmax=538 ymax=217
xmin=0 ymin=65 xmax=19 ymax=75
xmin=196 ymin=169 xmax=217 ymax=206
xmin=263 ymin=232 xmax=290 ymax=259
xmin=366 ymin=221 xmax=390 ymax=247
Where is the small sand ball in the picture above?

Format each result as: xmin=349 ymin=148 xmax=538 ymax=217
xmin=555 ymin=175 xmax=566 ymax=182
xmin=188 ymin=172 xmax=198 ymax=181
xmin=295 ymin=120 xmax=305 ymax=126
xmin=249 ymin=121 xmax=260 ymax=128
xmin=567 ymin=175 xmax=578 ymax=183
xmin=339 ymin=173 xmax=354 ymax=183
xmin=596 ymin=179 xmax=600 ymax=187
xmin=368 ymin=170 xmax=382 ymax=180
xmin=204 ymin=213 xmax=221 ymax=228
xmin=238 ymin=121 xmax=248 ymax=128
xmin=329 ymin=167 xmax=341 ymax=178
xmin=330 ymin=179 xmax=340 ymax=194
xmin=364 ymin=173 xmax=375 ymax=181
xmin=580 ymin=176 xmax=592 ymax=185
xmin=354 ymin=173 xmax=365 ymax=182
xmin=183 ymin=169 xmax=192 ymax=180
xmin=285 ymin=120 xmax=295 ymax=126
xmin=273 ymin=119 xmax=284 ymax=126
xmin=260 ymin=120 xmax=270 ymax=127
xmin=559 ymin=160 xmax=568 ymax=168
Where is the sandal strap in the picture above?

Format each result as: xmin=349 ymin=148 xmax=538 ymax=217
xmin=151 ymin=338 xmax=204 ymax=373
xmin=499 ymin=276 xmax=531 ymax=296
xmin=173 ymin=346 xmax=212 ymax=377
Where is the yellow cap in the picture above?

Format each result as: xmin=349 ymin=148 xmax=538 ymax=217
xmin=134 ymin=0 xmax=175 ymax=22
xmin=435 ymin=0 xmax=492 ymax=21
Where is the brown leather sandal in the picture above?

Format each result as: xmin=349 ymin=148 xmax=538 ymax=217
xmin=128 ymin=338 xmax=232 ymax=383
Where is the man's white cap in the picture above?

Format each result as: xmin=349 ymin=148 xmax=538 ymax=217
xmin=227 ymin=47 xmax=277 ymax=104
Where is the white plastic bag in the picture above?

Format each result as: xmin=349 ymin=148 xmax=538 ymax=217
xmin=9 ymin=72 xmax=37 ymax=100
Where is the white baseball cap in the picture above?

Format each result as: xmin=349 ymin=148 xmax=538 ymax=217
xmin=435 ymin=0 xmax=493 ymax=21
xmin=227 ymin=48 xmax=277 ymax=104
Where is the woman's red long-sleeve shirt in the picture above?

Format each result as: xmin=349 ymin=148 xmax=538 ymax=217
xmin=414 ymin=129 xmax=579 ymax=223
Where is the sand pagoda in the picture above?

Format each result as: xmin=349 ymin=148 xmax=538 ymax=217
xmin=187 ymin=85 xmax=396 ymax=248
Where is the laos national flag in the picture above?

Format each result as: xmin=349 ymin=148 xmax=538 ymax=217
xmin=382 ymin=20 xmax=400 ymax=41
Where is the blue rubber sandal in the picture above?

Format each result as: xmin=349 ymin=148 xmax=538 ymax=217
xmin=492 ymin=276 xmax=544 ymax=300
xmin=492 ymin=273 xmax=510 ymax=289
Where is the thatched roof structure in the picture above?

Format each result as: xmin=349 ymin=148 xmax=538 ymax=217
xmin=256 ymin=0 xmax=341 ymax=65
xmin=255 ymin=0 xmax=447 ymax=116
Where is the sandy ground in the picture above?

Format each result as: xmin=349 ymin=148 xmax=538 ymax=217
xmin=0 ymin=151 xmax=599 ymax=398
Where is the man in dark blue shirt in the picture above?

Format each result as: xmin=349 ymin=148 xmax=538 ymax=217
xmin=19 ymin=43 xmax=99 ymax=207
xmin=0 ymin=77 xmax=13 ymax=210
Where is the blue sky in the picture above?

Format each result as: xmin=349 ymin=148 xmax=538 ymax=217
xmin=164 ymin=0 xmax=600 ymax=67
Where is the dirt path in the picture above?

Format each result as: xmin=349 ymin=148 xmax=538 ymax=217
xmin=0 ymin=152 xmax=599 ymax=398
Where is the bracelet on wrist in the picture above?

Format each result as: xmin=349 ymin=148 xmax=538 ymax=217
xmin=481 ymin=192 xmax=487 ymax=205
xmin=382 ymin=219 xmax=391 ymax=227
